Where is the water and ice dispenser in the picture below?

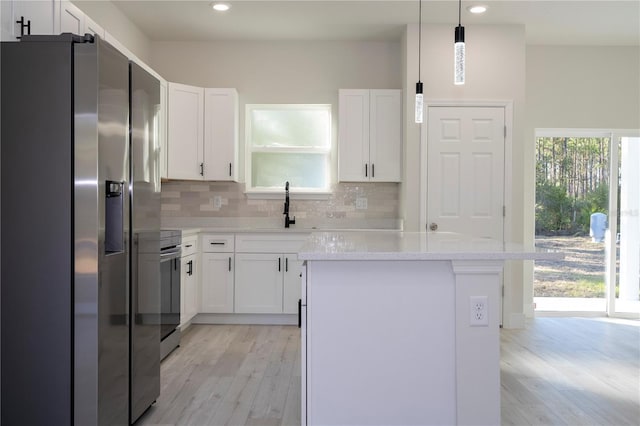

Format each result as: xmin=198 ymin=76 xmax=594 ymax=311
xmin=105 ymin=180 xmax=124 ymax=254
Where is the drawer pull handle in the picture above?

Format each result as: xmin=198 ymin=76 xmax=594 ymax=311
xmin=185 ymin=244 xmax=193 ymax=248
xmin=210 ymin=242 xmax=225 ymax=245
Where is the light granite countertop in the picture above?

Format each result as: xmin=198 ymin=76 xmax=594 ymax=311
xmin=297 ymin=231 xmax=564 ymax=261
xmin=165 ymin=227 xmax=401 ymax=236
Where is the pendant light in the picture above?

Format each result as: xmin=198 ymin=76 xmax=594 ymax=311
xmin=454 ymin=0 xmax=465 ymax=85
xmin=415 ymin=0 xmax=423 ymax=123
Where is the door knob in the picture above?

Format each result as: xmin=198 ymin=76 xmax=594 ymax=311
xmin=429 ymin=223 xmax=438 ymax=231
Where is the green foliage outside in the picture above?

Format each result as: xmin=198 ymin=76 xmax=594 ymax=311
xmin=535 ymin=137 xmax=612 ymax=235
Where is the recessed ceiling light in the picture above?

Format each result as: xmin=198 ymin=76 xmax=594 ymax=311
xmin=211 ymin=2 xmax=230 ymax=12
xmin=467 ymin=5 xmax=487 ymax=14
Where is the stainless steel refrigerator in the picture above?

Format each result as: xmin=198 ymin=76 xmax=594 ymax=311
xmin=1 ymin=34 xmax=161 ymax=425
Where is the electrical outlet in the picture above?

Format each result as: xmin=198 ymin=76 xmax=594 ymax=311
xmin=469 ymin=296 xmax=488 ymax=326
xmin=213 ymin=196 xmax=222 ymax=209
xmin=355 ymin=197 xmax=368 ymax=210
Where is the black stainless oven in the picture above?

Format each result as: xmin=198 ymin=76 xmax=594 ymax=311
xmin=159 ymin=230 xmax=181 ymax=359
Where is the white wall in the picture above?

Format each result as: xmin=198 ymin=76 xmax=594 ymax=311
xmin=522 ymin=45 xmax=640 ymax=316
xmin=73 ymin=0 xmax=152 ymax=62
xmin=403 ymin=24 xmax=527 ymax=328
xmin=150 ymin=40 xmax=402 ymax=181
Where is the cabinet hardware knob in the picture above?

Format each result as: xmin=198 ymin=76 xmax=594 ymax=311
xmin=372 ymin=163 xmax=375 ymax=178
xmin=429 ymin=222 xmax=438 ymax=231
xmin=365 ymin=163 xmax=368 ymax=177
xmin=200 ymin=163 xmax=204 ymax=176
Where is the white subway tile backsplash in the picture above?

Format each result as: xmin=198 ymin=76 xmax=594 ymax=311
xmin=161 ymin=181 xmax=400 ymax=229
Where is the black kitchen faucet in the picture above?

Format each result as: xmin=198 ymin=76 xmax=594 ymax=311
xmin=284 ymin=181 xmax=296 ymax=228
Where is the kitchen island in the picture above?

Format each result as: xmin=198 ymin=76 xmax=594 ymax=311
xmin=297 ymin=231 xmax=561 ymax=426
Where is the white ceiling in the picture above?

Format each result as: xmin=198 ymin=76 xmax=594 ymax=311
xmin=111 ymin=0 xmax=640 ymax=45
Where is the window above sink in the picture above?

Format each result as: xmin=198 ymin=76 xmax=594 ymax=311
xmin=245 ymin=104 xmax=332 ymax=198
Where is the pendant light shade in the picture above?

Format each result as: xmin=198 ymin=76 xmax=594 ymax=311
xmin=415 ymin=0 xmax=423 ymax=123
xmin=454 ymin=0 xmax=465 ymax=85
xmin=415 ymin=81 xmax=423 ymax=123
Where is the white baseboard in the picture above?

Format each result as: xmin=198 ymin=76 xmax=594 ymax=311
xmin=524 ymin=303 xmax=535 ymax=318
xmin=193 ymin=313 xmax=297 ymax=325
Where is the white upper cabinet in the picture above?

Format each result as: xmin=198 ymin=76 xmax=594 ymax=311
xmin=59 ymin=1 xmax=102 ymax=37
xmin=167 ymin=84 xmax=239 ymax=181
xmin=159 ymin=80 xmax=168 ymax=180
xmin=167 ymin=82 xmax=205 ymax=180
xmin=204 ymin=88 xmax=239 ymax=181
xmin=1 ymin=0 xmax=57 ymax=41
xmin=338 ymin=89 xmax=402 ymax=182
xmin=59 ymin=0 xmax=83 ymax=34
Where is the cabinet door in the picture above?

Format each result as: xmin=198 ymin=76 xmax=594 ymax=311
xmin=185 ymin=255 xmax=199 ymax=321
xmin=204 ymin=88 xmax=239 ymax=181
xmin=167 ymin=82 xmax=204 ymax=180
xmin=3 ymin=0 xmax=56 ymax=40
xmin=338 ymin=89 xmax=370 ymax=182
xmin=369 ymin=90 xmax=402 ymax=182
xmin=159 ymin=80 xmax=168 ymax=180
xmin=201 ymin=253 xmax=234 ymax=313
xmin=283 ymin=254 xmax=304 ymax=314
xmin=180 ymin=254 xmax=198 ymax=326
xmin=59 ymin=0 xmax=84 ymax=35
xmin=235 ymin=253 xmax=283 ymax=314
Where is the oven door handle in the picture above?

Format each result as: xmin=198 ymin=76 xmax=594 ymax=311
xmin=160 ymin=249 xmax=182 ymax=261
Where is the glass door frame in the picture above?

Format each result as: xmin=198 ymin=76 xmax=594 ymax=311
xmin=606 ymin=130 xmax=640 ymax=318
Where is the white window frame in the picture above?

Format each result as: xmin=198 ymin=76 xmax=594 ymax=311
xmin=244 ymin=104 xmax=332 ymax=199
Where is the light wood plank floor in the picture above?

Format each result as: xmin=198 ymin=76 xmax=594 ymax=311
xmin=137 ymin=318 xmax=639 ymax=426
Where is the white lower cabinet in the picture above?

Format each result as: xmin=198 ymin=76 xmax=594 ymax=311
xmin=235 ymin=253 xmax=284 ymax=314
xmin=234 ymin=233 xmax=309 ymax=314
xmin=180 ymin=253 xmax=198 ymax=326
xmin=201 ymin=252 xmax=234 ymax=313
xmin=193 ymin=232 xmax=307 ymax=317
xmin=180 ymin=234 xmax=199 ymax=328
xmin=200 ymin=234 xmax=235 ymax=313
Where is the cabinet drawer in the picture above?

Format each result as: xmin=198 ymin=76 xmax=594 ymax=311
xmin=181 ymin=235 xmax=198 ymax=257
xmin=235 ymin=233 xmax=309 ymax=253
xmin=202 ymin=234 xmax=235 ymax=252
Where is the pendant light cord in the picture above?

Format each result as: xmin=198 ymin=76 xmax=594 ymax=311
xmin=458 ymin=0 xmax=462 ymax=26
xmin=418 ymin=0 xmax=422 ymax=81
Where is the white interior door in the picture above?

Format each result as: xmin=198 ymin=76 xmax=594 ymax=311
xmin=427 ymin=106 xmax=505 ymax=240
